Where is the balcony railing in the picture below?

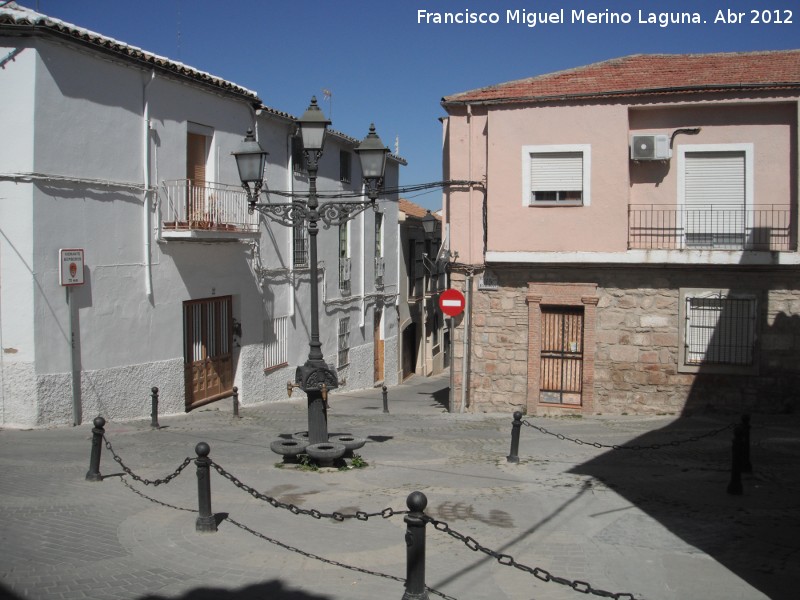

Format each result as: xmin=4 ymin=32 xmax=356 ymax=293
xmin=628 ymin=204 xmax=793 ymax=251
xmin=161 ymin=180 xmax=259 ymax=235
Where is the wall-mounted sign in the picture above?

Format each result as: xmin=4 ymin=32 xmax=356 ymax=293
xmin=59 ymin=248 xmax=85 ymax=286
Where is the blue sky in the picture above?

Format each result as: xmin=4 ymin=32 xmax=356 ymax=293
xmin=22 ymin=0 xmax=799 ymax=209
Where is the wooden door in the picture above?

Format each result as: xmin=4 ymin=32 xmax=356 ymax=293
xmin=540 ymin=307 xmax=584 ymax=405
xmin=374 ymin=309 xmax=384 ymax=383
xmin=186 ymin=133 xmax=209 ymax=226
xmin=183 ymin=296 xmax=233 ymax=411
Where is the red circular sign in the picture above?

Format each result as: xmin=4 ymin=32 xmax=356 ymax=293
xmin=439 ymin=288 xmax=466 ymax=317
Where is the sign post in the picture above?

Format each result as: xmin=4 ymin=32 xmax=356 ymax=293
xmin=60 ymin=249 xmax=85 ymax=426
xmin=439 ymin=288 xmax=466 ymax=414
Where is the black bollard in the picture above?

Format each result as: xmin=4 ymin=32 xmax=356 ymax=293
xmin=741 ymin=414 xmax=752 ymax=473
xmin=150 ymin=387 xmax=160 ymax=429
xmin=727 ymin=424 xmax=744 ymax=495
xmin=195 ymin=442 xmax=217 ymax=532
xmin=402 ymin=491 xmax=429 ymax=600
xmin=507 ymin=411 xmax=522 ymax=463
xmin=85 ymin=416 xmax=106 ymax=482
xmin=232 ymin=386 xmax=240 ymax=418
xmin=382 ymin=385 xmax=389 ymax=414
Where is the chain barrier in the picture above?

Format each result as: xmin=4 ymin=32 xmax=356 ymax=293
xmin=424 ymin=515 xmax=641 ymax=600
xmin=226 ymin=517 xmax=458 ymax=600
xmin=115 ymin=476 xmax=456 ymax=600
xmin=119 ymin=477 xmax=198 ymax=513
xmin=103 ymin=435 xmax=192 ymax=486
xmin=210 ymin=460 xmax=408 ymax=522
xmin=521 ymin=419 xmax=734 ymax=451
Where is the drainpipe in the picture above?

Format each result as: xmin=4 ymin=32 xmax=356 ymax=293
xmin=461 ymin=272 xmax=472 ymax=412
xmin=460 ymin=104 xmax=474 ymax=413
xmin=359 ymin=187 xmax=367 ymax=328
xmin=287 ymin=133 xmax=296 ymax=318
xmin=142 ymin=70 xmax=155 ymax=301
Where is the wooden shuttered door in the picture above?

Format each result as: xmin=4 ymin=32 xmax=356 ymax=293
xmin=183 ymin=296 xmax=234 ymax=411
xmin=187 ymin=133 xmax=207 ymax=185
xmin=186 ymin=133 xmax=208 ymax=226
xmin=540 ymin=307 xmax=584 ymax=405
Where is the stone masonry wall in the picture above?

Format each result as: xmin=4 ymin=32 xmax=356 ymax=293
xmin=450 ymin=266 xmax=800 ymax=416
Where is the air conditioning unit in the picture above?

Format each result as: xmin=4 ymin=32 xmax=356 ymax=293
xmin=374 ymin=257 xmax=385 ymax=280
xmin=630 ymin=134 xmax=671 ymax=161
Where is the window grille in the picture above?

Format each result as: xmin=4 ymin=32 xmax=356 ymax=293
xmin=293 ymin=221 xmax=308 ymax=268
xmin=338 ymin=317 xmax=350 ymax=367
xmin=685 ymin=294 xmax=756 ymax=366
xmin=265 ymin=316 xmax=289 ymax=370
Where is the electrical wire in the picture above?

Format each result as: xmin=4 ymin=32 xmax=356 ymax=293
xmin=260 ymin=180 xmax=480 ymax=202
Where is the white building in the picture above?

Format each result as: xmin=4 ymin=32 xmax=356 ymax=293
xmin=0 ymin=2 xmax=402 ymax=427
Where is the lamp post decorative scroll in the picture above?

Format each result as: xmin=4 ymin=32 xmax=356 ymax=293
xmin=233 ymin=97 xmax=389 ymax=447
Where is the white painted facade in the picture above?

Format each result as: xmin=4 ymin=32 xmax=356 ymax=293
xmin=0 ymin=4 xmax=401 ymax=427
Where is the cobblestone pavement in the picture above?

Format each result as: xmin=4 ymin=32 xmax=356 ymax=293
xmin=1 ymin=374 xmax=798 ymax=600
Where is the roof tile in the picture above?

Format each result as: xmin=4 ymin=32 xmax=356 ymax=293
xmin=442 ymin=50 xmax=800 ymax=106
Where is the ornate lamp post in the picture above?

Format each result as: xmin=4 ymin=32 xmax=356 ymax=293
xmin=233 ymin=97 xmax=389 ymax=446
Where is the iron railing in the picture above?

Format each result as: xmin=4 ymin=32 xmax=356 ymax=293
xmin=628 ymin=204 xmax=792 ymax=251
xmin=162 ymin=180 xmax=259 ymax=233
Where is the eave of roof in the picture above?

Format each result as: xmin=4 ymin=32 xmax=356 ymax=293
xmin=0 ymin=1 xmax=261 ymax=103
xmin=442 ymin=50 xmax=800 ymax=108
xmin=0 ymin=2 xmax=407 ymax=165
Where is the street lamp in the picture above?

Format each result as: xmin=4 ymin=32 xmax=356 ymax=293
xmin=233 ymin=97 xmax=389 ymax=446
xmin=421 ymin=210 xmax=437 ymax=238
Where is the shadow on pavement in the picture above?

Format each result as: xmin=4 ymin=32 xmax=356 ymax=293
xmin=570 ymin=415 xmax=800 ymax=600
xmin=139 ymin=580 xmax=332 ymax=600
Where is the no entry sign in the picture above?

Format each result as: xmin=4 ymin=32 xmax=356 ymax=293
xmin=439 ymin=288 xmax=466 ymax=317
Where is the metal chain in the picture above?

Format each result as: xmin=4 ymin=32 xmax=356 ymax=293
xmin=210 ymin=460 xmax=408 ymax=521
xmin=119 ymin=477 xmax=198 ymax=513
xmin=116 ymin=476 xmax=455 ymax=599
xmin=103 ymin=435 xmax=192 ymax=486
xmin=521 ymin=420 xmax=734 ymax=450
xmin=424 ymin=516 xmax=640 ymax=600
xmin=226 ymin=517 xmax=458 ymax=600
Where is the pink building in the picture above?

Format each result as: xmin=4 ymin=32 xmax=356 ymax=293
xmin=441 ymin=50 xmax=800 ymax=415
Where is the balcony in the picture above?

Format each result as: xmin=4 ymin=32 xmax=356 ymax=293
xmin=628 ymin=204 xmax=793 ymax=251
xmin=161 ymin=180 xmax=259 ymax=241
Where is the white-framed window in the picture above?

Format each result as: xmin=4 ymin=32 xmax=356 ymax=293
xmin=293 ymin=219 xmax=308 ymax=268
xmin=340 ymin=150 xmax=352 ymax=183
xmin=375 ymin=212 xmax=385 ymax=285
xmin=522 ymin=144 xmax=591 ymax=207
xmin=337 ymin=317 xmax=350 ymax=368
xmin=264 ymin=316 xmax=289 ymax=371
xmin=339 ymin=222 xmax=351 ymax=292
xmin=679 ymin=289 xmax=757 ymax=374
xmin=677 ymin=144 xmax=754 ymax=249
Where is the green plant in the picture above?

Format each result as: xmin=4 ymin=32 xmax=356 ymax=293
xmin=297 ymin=454 xmax=319 ymax=472
xmin=350 ymin=454 xmax=368 ymax=469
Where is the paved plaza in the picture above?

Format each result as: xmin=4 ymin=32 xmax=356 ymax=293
xmin=1 ymin=374 xmax=798 ymax=600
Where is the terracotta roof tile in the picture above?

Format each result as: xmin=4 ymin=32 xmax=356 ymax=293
xmin=442 ymin=50 xmax=800 ymax=107
xmin=399 ymin=198 xmax=437 ymax=220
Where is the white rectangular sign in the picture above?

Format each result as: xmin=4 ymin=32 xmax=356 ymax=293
xmin=59 ymin=248 xmax=85 ymax=286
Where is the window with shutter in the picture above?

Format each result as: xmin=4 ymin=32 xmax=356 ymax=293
xmin=522 ymin=144 xmax=591 ymax=206
xmin=684 ymin=151 xmax=746 ymax=248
